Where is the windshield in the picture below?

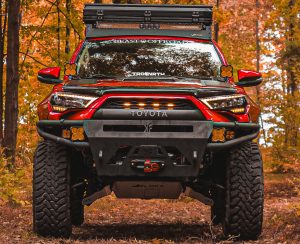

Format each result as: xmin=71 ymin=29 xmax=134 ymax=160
xmin=76 ymin=39 xmax=223 ymax=80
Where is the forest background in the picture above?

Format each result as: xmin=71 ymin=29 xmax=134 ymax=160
xmin=0 ymin=0 xmax=299 ymax=241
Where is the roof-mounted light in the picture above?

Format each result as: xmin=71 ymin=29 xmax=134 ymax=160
xmin=96 ymin=22 xmax=207 ymax=31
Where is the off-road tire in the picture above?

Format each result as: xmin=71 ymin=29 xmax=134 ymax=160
xmin=223 ymin=141 xmax=264 ymax=240
xmin=33 ymin=140 xmax=72 ymax=238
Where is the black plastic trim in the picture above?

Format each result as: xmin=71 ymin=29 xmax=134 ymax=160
xmin=37 ymin=75 xmax=62 ymax=85
xmin=92 ymin=109 xmax=205 ymax=120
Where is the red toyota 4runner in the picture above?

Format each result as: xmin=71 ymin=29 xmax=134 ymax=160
xmin=33 ymin=4 xmax=264 ymax=240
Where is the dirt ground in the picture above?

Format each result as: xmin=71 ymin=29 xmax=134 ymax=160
xmin=0 ymin=172 xmax=300 ymax=244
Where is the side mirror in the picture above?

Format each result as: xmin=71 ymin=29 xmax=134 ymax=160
xmin=37 ymin=67 xmax=62 ymax=84
xmin=236 ymin=70 xmax=262 ymax=87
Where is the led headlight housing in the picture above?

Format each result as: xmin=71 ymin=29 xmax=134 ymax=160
xmin=201 ymin=94 xmax=247 ymax=114
xmin=50 ymin=92 xmax=98 ymax=112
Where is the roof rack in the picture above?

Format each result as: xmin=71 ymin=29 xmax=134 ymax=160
xmin=83 ymin=4 xmax=213 ymax=40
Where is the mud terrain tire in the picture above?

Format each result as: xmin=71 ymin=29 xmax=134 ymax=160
xmin=33 ymin=140 xmax=72 ymax=238
xmin=223 ymin=141 xmax=264 ymax=240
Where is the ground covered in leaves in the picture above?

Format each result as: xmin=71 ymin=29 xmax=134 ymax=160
xmin=0 ymin=172 xmax=300 ymax=244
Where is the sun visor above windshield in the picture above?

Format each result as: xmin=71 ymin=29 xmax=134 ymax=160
xmin=83 ymin=4 xmax=213 ymax=40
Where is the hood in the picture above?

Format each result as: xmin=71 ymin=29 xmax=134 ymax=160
xmin=62 ymin=78 xmax=237 ymax=98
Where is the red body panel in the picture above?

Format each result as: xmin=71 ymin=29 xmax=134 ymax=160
xmin=238 ymin=69 xmax=261 ymax=81
xmin=38 ymin=67 xmax=61 ymax=79
xmin=70 ymin=40 xmax=84 ymax=64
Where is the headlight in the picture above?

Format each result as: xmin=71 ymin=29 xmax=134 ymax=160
xmin=50 ymin=92 xmax=98 ymax=112
xmin=200 ymin=94 xmax=247 ymax=114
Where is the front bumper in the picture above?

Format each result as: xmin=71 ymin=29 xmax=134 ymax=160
xmin=37 ymin=119 xmax=260 ymax=150
xmin=37 ymin=120 xmax=260 ymax=178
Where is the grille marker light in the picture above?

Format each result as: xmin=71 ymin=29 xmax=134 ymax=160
xmin=167 ymin=103 xmax=175 ymax=110
xmin=123 ymin=101 xmax=178 ymax=110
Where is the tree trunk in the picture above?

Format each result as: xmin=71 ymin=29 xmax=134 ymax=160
xmin=0 ymin=0 xmax=7 ymax=146
xmin=286 ymin=0 xmax=297 ymax=97
xmin=214 ymin=0 xmax=219 ymax=42
xmin=57 ymin=0 xmax=60 ymax=63
xmin=255 ymin=0 xmax=267 ymax=147
xmin=286 ymin=0 xmax=298 ymax=147
xmin=3 ymin=0 xmax=20 ymax=162
xmin=65 ymin=0 xmax=70 ymax=54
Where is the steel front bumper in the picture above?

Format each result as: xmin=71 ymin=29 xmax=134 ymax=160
xmin=37 ymin=120 xmax=260 ymax=177
xmin=37 ymin=120 xmax=260 ymax=149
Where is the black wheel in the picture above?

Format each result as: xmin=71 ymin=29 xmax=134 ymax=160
xmin=223 ymin=141 xmax=264 ymax=240
xmin=33 ymin=140 xmax=72 ymax=238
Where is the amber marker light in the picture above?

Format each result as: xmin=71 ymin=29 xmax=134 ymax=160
xmin=124 ymin=102 xmax=131 ymax=107
xmin=230 ymin=107 xmax=246 ymax=114
xmin=52 ymin=106 xmax=67 ymax=112
xmin=226 ymin=130 xmax=235 ymax=140
xmin=153 ymin=103 xmax=160 ymax=108
xmin=167 ymin=103 xmax=175 ymax=109
xmin=220 ymin=65 xmax=233 ymax=78
xmin=212 ymin=128 xmax=226 ymax=142
xmin=71 ymin=127 xmax=85 ymax=141
xmin=138 ymin=103 xmax=146 ymax=107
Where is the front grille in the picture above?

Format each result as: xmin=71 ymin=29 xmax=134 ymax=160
xmin=101 ymin=98 xmax=197 ymax=110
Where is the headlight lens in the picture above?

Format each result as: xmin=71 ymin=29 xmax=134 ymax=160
xmin=50 ymin=92 xmax=98 ymax=112
xmin=200 ymin=94 xmax=247 ymax=114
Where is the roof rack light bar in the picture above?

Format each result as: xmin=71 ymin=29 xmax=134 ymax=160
xmin=83 ymin=4 xmax=213 ymax=40
xmin=84 ymin=4 xmax=213 ymax=25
